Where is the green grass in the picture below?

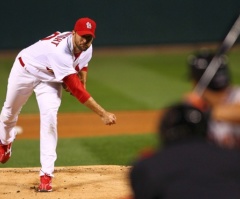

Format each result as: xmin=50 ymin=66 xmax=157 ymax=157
xmin=0 ymin=134 xmax=158 ymax=168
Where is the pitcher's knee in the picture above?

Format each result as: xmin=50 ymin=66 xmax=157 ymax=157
xmin=0 ymin=112 xmax=17 ymax=124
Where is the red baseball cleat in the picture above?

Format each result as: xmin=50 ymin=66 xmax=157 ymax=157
xmin=38 ymin=174 xmax=53 ymax=192
xmin=0 ymin=141 xmax=12 ymax=164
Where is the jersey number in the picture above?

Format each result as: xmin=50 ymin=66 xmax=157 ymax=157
xmin=41 ymin=32 xmax=60 ymax=40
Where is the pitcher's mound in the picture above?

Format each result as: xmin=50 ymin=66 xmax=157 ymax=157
xmin=0 ymin=165 xmax=132 ymax=199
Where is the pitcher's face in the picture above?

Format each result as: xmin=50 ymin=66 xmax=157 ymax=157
xmin=72 ymin=31 xmax=93 ymax=52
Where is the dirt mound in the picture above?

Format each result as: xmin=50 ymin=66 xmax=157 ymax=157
xmin=0 ymin=165 xmax=132 ymax=199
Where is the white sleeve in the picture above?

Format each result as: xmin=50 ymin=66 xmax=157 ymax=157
xmin=49 ymin=53 xmax=76 ymax=81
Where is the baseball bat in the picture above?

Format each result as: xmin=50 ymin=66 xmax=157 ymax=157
xmin=193 ymin=14 xmax=240 ymax=96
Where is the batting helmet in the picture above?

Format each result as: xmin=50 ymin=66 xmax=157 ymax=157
xmin=188 ymin=50 xmax=231 ymax=91
xmin=159 ymin=103 xmax=209 ymax=146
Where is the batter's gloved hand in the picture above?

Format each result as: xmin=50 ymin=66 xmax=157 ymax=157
xmin=183 ymin=92 xmax=209 ymax=112
xmin=101 ymin=112 xmax=116 ymax=125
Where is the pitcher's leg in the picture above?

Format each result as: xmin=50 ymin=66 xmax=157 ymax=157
xmin=35 ymin=82 xmax=62 ymax=176
xmin=0 ymin=59 xmax=34 ymax=144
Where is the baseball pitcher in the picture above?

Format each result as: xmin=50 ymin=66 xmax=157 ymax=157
xmin=0 ymin=17 xmax=116 ymax=192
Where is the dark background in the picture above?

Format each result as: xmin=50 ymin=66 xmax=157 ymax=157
xmin=1 ymin=0 xmax=240 ymax=49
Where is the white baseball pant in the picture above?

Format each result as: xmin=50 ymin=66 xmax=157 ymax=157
xmin=0 ymin=56 xmax=62 ymax=176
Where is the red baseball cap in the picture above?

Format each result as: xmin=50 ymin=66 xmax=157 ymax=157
xmin=74 ymin=17 xmax=96 ymax=38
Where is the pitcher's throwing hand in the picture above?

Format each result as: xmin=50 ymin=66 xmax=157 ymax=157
xmin=101 ymin=112 xmax=117 ymax=125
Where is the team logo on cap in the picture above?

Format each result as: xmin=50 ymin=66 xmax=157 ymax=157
xmin=86 ymin=22 xmax=92 ymax=29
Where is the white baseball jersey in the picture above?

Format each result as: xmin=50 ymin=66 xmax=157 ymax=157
xmin=19 ymin=31 xmax=92 ymax=82
xmin=209 ymin=86 xmax=240 ymax=148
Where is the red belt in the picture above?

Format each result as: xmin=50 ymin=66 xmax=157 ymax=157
xmin=18 ymin=57 xmax=25 ymax=67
